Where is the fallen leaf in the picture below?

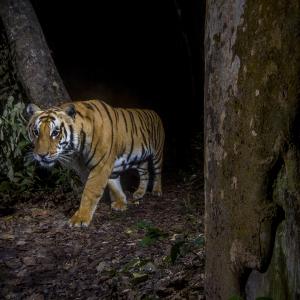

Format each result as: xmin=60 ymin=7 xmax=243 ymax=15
xmin=0 ymin=233 xmax=14 ymax=240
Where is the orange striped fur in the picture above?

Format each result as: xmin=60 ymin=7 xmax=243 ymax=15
xmin=27 ymin=100 xmax=164 ymax=227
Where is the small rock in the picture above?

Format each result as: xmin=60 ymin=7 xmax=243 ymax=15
xmin=0 ymin=233 xmax=14 ymax=240
xmin=142 ymin=262 xmax=157 ymax=273
xmin=111 ymin=259 xmax=119 ymax=264
xmin=5 ymin=258 xmax=22 ymax=269
xmin=16 ymin=269 xmax=27 ymax=277
xmin=96 ymin=261 xmax=107 ymax=273
xmin=24 ymin=228 xmax=33 ymax=234
xmin=125 ymin=228 xmax=133 ymax=234
xmin=26 ymin=293 xmax=44 ymax=300
xmin=131 ymin=272 xmax=148 ymax=284
xmin=120 ymin=289 xmax=130 ymax=294
xmin=23 ymin=257 xmax=36 ymax=266
xmin=127 ymin=242 xmax=136 ymax=246
xmin=31 ymin=209 xmax=49 ymax=217
xmin=16 ymin=240 xmax=26 ymax=246
xmin=172 ymin=224 xmax=184 ymax=233
xmin=170 ymin=233 xmax=185 ymax=242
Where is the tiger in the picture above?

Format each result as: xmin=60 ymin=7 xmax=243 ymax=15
xmin=26 ymin=100 xmax=165 ymax=227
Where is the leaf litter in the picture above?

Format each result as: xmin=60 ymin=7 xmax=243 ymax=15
xmin=0 ymin=179 xmax=204 ymax=299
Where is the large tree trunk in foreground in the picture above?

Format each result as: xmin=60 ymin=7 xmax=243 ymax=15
xmin=0 ymin=0 xmax=70 ymax=107
xmin=205 ymin=0 xmax=300 ymax=299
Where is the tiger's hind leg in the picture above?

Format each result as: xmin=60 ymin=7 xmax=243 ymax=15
xmin=151 ymin=155 xmax=163 ymax=197
xmin=133 ymin=161 xmax=149 ymax=200
xmin=108 ymin=177 xmax=127 ymax=211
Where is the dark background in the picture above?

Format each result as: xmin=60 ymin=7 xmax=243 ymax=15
xmin=30 ymin=0 xmax=205 ymax=172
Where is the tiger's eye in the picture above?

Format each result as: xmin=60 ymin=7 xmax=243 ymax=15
xmin=33 ymin=128 xmax=39 ymax=136
xmin=52 ymin=129 xmax=59 ymax=137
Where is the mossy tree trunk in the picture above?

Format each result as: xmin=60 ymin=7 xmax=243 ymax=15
xmin=0 ymin=0 xmax=70 ymax=107
xmin=205 ymin=0 xmax=300 ymax=299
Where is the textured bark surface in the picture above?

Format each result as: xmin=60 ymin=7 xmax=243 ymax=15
xmin=0 ymin=0 xmax=70 ymax=107
xmin=0 ymin=20 xmax=24 ymax=108
xmin=205 ymin=0 xmax=300 ymax=299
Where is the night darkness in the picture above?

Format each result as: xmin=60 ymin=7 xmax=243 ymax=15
xmin=30 ymin=0 xmax=205 ymax=172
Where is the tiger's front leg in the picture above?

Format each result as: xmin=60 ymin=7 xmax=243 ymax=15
xmin=108 ymin=177 xmax=127 ymax=211
xmin=69 ymin=163 xmax=113 ymax=227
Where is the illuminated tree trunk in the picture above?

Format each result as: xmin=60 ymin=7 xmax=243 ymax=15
xmin=205 ymin=0 xmax=300 ymax=299
xmin=0 ymin=0 xmax=70 ymax=106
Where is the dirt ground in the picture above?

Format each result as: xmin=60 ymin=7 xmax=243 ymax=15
xmin=0 ymin=177 xmax=204 ymax=300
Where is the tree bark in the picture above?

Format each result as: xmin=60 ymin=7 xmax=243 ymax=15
xmin=0 ymin=0 xmax=70 ymax=107
xmin=205 ymin=0 xmax=300 ymax=299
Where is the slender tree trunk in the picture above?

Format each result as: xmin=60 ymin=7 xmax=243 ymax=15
xmin=205 ymin=0 xmax=300 ymax=299
xmin=0 ymin=0 xmax=70 ymax=107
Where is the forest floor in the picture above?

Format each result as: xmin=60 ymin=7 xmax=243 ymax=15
xmin=0 ymin=175 xmax=204 ymax=300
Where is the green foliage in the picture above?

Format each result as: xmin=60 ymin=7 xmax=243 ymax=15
xmin=169 ymin=235 xmax=204 ymax=264
xmin=170 ymin=240 xmax=185 ymax=264
xmin=121 ymin=257 xmax=157 ymax=285
xmin=136 ymin=220 xmax=168 ymax=247
xmin=228 ymin=296 xmax=243 ymax=300
xmin=0 ymin=96 xmax=34 ymax=193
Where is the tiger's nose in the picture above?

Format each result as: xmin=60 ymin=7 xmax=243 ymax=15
xmin=38 ymin=152 xmax=49 ymax=159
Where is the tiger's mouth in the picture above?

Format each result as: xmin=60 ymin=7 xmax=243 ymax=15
xmin=39 ymin=160 xmax=56 ymax=168
xmin=33 ymin=154 xmax=57 ymax=168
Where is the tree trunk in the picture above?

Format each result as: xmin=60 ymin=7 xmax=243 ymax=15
xmin=0 ymin=0 xmax=70 ymax=107
xmin=205 ymin=0 xmax=300 ymax=299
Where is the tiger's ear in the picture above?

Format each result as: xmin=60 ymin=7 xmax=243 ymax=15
xmin=64 ymin=104 xmax=76 ymax=119
xmin=26 ymin=103 xmax=41 ymax=117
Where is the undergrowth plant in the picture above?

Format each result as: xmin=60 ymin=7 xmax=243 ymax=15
xmin=0 ymin=96 xmax=34 ymax=193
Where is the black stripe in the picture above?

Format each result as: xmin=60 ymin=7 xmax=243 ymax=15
xmin=100 ymin=101 xmax=113 ymax=126
xmin=83 ymin=102 xmax=94 ymax=110
xmin=39 ymin=116 xmax=56 ymax=122
xmin=141 ymin=143 xmax=147 ymax=159
xmin=140 ymin=129 xmax=148 ymax=146
xmin=76 ymin=110 xmax=84 ymax=118
xmin=136 ymin=110 xmax=147 ymax=132
xmin=90 ymin=152 xmax=106 ymax=171
xmin=79 ymin=126 xmax=86 ymax=154
xmin=85 ymin=139 xmax=100 ymax=166
xmin=90 ymin=102 xmax=103 ymax=118
xmin=121 ymin=110 xmax=128 ymax=132
xmin=127 ymin=131 xmax=135 ymax=161
xmin=63 ymin=123 xmax=67 ymax=137
xmin=110 ymin=171 xmax=121 ymax=179
xmin=69 ymin=125 xmax=74 ymax=148
xmin=113 ymin=109 xmax=119 ymax=124
xmin=85 ymin=115 xmax=95 ymax=161
xmin=100 ymin=102 xmax=114 ymax=157
xmin=128 ymin=111 xmax=137 ymax=134
xmin=130 ymin=155 xmax=138 ymax=166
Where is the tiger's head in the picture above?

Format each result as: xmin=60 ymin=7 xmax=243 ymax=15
xmin=26 ymin=103 xmax=77 ymax=167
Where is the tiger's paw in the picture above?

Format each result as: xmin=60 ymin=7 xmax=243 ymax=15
xmin=68 ymin=210 xmax=92 ymax=227
xmin=111 ymin=199 xmax=127 ymax=211
xmin=152 ymin=190 xmax=162 ymax=197
xmin=133 ymin=190 xmax=146 ymax=200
